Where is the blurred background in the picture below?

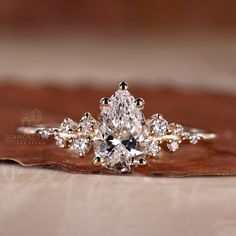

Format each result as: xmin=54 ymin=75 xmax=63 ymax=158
xmin=0 ymin=0 xmax=236 ymax=92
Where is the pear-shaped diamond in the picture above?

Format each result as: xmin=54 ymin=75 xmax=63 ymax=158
xmin=93 ymin=88 xmax=147 ymax=171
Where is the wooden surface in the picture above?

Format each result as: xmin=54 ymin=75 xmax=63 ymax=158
xmin=1 ymin=164 xmax=236 ymax=236
xmin=0 ymin=85 xmax=236 ymax=236
xmin=0 ymin=85 xmax=236 ymax=176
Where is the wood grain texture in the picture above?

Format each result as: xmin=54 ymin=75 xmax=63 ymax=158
xmin=0 ymin=85 xmax=235 ymax=177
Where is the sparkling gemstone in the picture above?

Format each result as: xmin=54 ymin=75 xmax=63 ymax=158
xmin=167 ymin=141 xmax=179 ymax=152
xmin=148 ymin=114 xmax=168 ymax=136
xmin=41 ymin=128 xmax=52 ymax=139
xmin=71 ymin=136 xmax=91 ymax=156
xmin=93 ymin=89 xmax=147 ymax=171
xmin=147 ymin=139 xmax=161 ymax=156
xmin=189 ymin=134 xmax=199 ymax=144
xmin=173 ymin=124 xmax=184 ymax=135
xmin=55 ymin=137 xmax=66 ymax=148
xmin=60 ymin=118 xmax=78 ymax=133
xmin=78 ymin=113 xmax=97 ymax=134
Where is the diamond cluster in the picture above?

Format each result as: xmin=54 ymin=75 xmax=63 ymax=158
xmin=38 ymin=82 xmax=202 ymax=172
xmin=39 ymin=113 xmax=96 ymax=156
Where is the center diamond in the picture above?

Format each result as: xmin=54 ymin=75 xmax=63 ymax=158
xmin=93 ymin=88 xmax=147 ymax=171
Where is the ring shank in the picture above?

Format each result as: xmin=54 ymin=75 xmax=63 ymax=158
xmin=17 ymin=124 xmax=59 ymax=135
xmin=17 ymin=125 xmax=217 ymax=141
xmin=183 ymin=127 xmax=217 ymax=140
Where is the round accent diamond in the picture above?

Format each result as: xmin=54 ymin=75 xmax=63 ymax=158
xmin=40 ymin=128 xmax=52 ymax=139
xmin=148 ymin=114 xmax=168 ymax=136
xmin=189 ymin=134 xmax=200 ymax=144
xmin=167 ymin=141 xmax=179 ymax=152
xmin=55 ymin=137 xmax=66 ymax=148
xmin=168 ymin=123 xmax=184 ymax=136
xmin=71 ymin=136 xmax=91 ymax=156
xmin=147 ymin=139 xmax=161 ymax=156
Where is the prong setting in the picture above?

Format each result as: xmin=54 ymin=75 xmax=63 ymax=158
xmin=100 ymin=97 xmax=111 ymax=106
xmin=119 ymin=81 xmax=128 ymax=90
xmin=134 ymin=98 xmax=145 ymax=108
xmin=93 ymin=156 xmax=102 ymax=166
xmin=84 ymin=112 xmax=91 ymax=119
xmin=138 ymin=158 xmax=146 ymax=166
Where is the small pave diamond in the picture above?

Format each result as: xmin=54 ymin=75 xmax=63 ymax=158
xmin=189 ymin=134 xmax=200 ymax=144
xmin=55 ymin=137 xmax=66 ymax=148
xmin=40 ymin=128 xmax=52 ymax=139
xmin=60 ymin=118 xmax=79 ymax=133
xmin=147 ymin=139 xmax=161 ymax=156
xmin=167 ymin=141 xmax=179 ymax=152
xmin=169 ymin=123 xmax=184 ymax=136
xmin=174 ymin=125 xmax=184 ymax=135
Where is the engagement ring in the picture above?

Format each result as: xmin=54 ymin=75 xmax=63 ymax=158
xmin=18 ymin=82 xmax=216 ymax=172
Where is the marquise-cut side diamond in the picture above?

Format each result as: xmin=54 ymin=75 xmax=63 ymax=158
xmin=78 ymin=112 xmax=97 ymax=135
xmin=60 ymin=118 xmax=79 ymax=133
xmin=93 ymin=89 xmax=147 ymax=171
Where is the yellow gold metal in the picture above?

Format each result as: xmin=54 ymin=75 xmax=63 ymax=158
xmin=119 ymin=81 xmax=128 ymax=90
xmin=100 ymin=97 xmax=111 ymax=106
xmin=138 ymin=159 xmax=146 ymax=165
xmin=134 ymin=98 xmax=145 ymax=108
xmin=93 ymin=157 xmax=102 ymax=166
